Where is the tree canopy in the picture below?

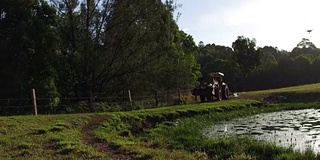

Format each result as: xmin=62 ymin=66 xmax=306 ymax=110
xmin=0 ymin=0 xmax=200 ymax=106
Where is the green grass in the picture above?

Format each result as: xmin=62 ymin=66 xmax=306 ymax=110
xmin=1 ymin=83 xmax=320 ymax=159
xmin=0 ymin=99 xmax=260 ymax=159
xmin=240 ymin=83 xmax=320 ymax=102
xmin=0 ymin=114 xmax=104 ymax=159
xmin=243 ymin=83 xmax=320 ymax=94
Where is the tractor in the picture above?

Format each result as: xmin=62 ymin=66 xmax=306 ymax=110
xmin=192 ymin=72 xmax=230 ymax=102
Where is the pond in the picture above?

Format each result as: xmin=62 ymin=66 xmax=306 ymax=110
xmin=203 ymin=108 xmax=320 ymax=153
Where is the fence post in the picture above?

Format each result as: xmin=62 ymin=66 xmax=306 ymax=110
xmin=128 ymin=90 xmax=132 ymax=107
xmin=122 ymin=88 xmax=125 ymax=104
xmin=177 ymin=88 xmax=182 ymax=104
xmin=89 ymin=90 xmax=94 ymax=112
xmin=32 ymin=89 xmax=38 ymax=115
xmin=154 ymin=89 xmax=158 ymax=107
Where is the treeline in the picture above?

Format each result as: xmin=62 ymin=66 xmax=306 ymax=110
xmin=1 ymin=0 xmax=320 ymax=109
xmin=198 ymin=38 xmax=320 ymax=92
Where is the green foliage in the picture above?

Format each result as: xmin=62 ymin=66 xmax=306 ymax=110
xmin=296 ymin=38 xmax=317 ymax=49
xmin=257 ymin=46 xmax=278 ymax=71
xmin=196 ymin=43 xmax=238 ymax=90
xmin=0 ymin=0 xmax=60 ymax=99
xmin=232 ymin=36 xmax=262 ymax=76
xmin=92 ymin=102 xmax=122 ymax=112
xmin=274 ymin=149 xmax=319 ymax=160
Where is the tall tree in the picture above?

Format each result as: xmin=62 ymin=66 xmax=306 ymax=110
xmin=296 ymin=38 xmax=316 ymax=49
xmin=291 ymin=38 xmax=320 ymax=59
xmin=158 ymin=30 xmax=200 ymax=89
xmin=257 ymin=47 xmax=278 ymax=71
xmin=232 ymin=36 xmax=261 ymax=91
xmin=49 ymin=0 xmax=197 ymax=96
xmin=0 ymin=0 xmax=59 ymax=103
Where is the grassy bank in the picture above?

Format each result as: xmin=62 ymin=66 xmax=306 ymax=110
xmin=1 ymin=83 xmax=320 ymax=159
xmin=0 ymin=114 xmax=102 ymax=159
xmin=240 ymin=83 xmax=320 ymax=102
xmin=0 ymin=99 xmax=259 ymax=159
xmin=95 ymin=102 xmax=320 ymax=159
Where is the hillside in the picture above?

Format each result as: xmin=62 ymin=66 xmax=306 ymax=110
xmin=240 ymin=83 xmax=320 ymax=102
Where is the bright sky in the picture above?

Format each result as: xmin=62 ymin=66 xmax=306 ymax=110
xmin=176 ymin=0 xmax=320 ymax=51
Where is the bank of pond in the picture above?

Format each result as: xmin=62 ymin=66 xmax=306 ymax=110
xmin=134 ymin=102 xmax=320 ymax=159
xmin=2 ymin=100 xmax=320 ymax=159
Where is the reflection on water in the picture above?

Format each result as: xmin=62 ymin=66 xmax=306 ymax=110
xmin=204 ymin=109 xmax=320 ymax=153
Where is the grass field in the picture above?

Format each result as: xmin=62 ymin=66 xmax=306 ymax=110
xmin=239 ymin=83 xmax=320 ymax=102
xmin=1 ymin=83 xmax=320 ymax=159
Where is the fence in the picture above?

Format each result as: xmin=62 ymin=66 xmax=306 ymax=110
xmin=0 ymin=88 xmax=196 ymax=116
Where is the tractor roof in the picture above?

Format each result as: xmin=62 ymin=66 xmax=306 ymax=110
xmin=208 ymin=72 xmax=224 ymax=77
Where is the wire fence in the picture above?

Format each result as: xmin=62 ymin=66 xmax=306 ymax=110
xmin=0 ymin=89 xmax=196 ymax=116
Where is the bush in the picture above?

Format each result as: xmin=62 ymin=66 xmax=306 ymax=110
xmin=93 ymin=102 xmax=122 ymax=112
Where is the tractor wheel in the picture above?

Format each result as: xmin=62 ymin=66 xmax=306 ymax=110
xmin=200 ymin=95 xmax=205 ymax=102
xmin=207 ymin=96 xmax=213 ymax=101
xmin=215 ymin=89 xmax=222 ymax=101
xmin=222 ymin=85 xmax=230 ymax=100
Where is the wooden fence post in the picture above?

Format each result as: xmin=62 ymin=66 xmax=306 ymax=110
xmin=89 ymin=90 xmax=94 ymax=112
xmin=128 ymin=90 xmax=132 ymax=107
xmin=154 ymin=89 xmax=158 ymax=107
xmin=122 ymin=88 xmax=125 ymax=104
xmin=177 ymin=88 xmax=182 ymax=104
xmin=32 ymin=89 xmax=38 ymax=115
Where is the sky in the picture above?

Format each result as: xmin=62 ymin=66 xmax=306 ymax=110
xmin=176 ymin=0 xmax=320 ymax=51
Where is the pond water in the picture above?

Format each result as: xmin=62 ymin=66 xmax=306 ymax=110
xmin=203 ymin=109 xmax=320 ymax=153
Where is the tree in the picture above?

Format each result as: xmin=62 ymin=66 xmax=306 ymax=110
xmin=0 ymin=0 xmax=59 ymax=103
xmin=95 ymin=0 xmax=184 ymax=92
xmin=296 ymin=38 xmax=316 ymax=49
xmin=49 ymin=0 xmax=198 ymax=96
xmin=198 ymin=41 xmax=204 ymax=48
xmin=276 ymin=55 xmax=295 ymax=87
xmin=291 ymin=38 xmax=320 ymax=58
xmin=293 ymin=54 xmax=313 ymax=84
xmin=232 ymin=36 xmax=261 ymax=91
xmin=256 ymin=47 xmax=278 ymax=71
xmin=312 ymin=56 xmax=320 ymax=82
xmin=163 ymin=30 xmax=201 ymax=89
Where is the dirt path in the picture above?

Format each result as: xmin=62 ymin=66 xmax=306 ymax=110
xmin=81 ymin=115 xmax=132 ymax=160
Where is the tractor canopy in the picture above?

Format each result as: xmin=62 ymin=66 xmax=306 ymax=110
xmin=208 ymin=72 xmax=224 ymax=78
